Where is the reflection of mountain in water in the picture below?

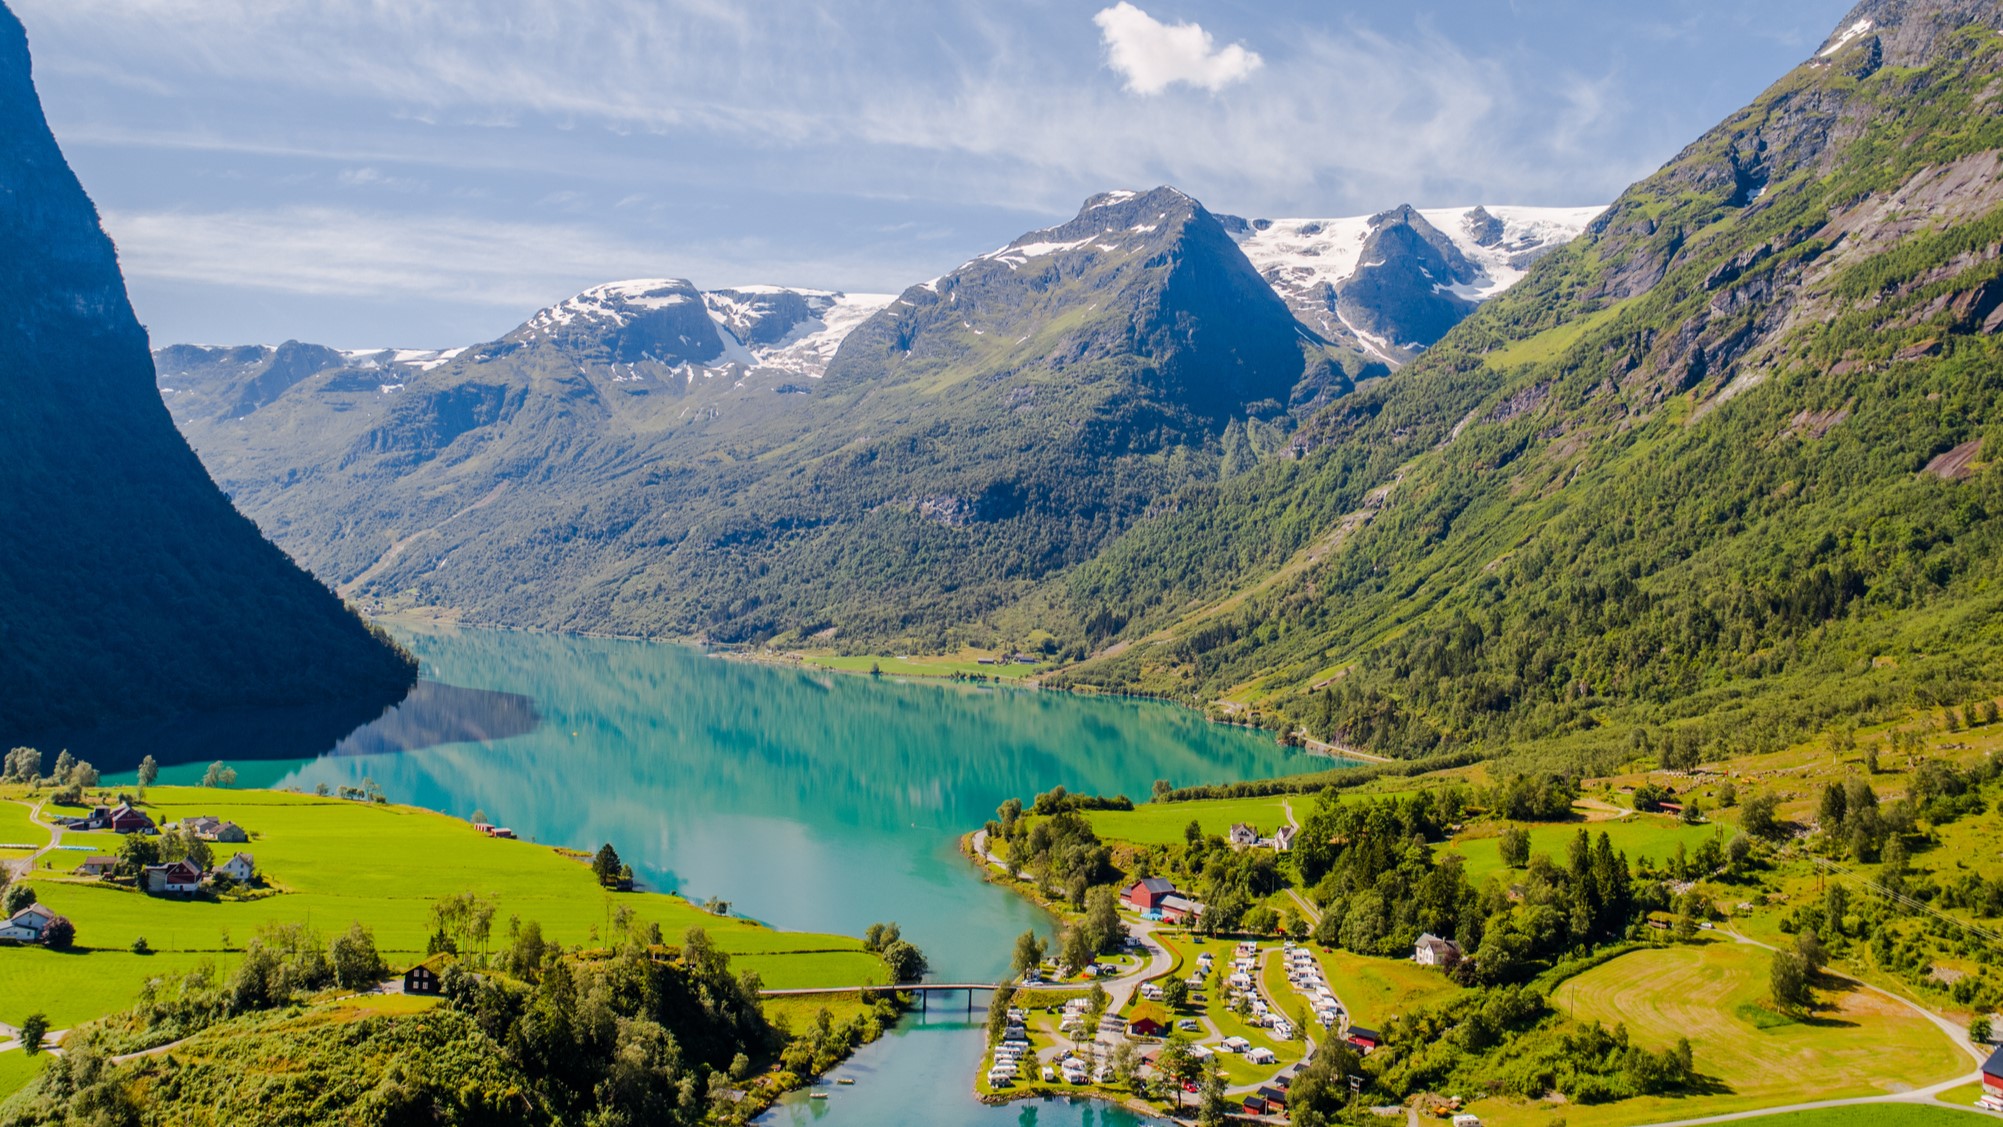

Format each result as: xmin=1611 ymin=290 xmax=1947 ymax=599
xmin=328 ymin=680 xmax=539 ymax=757
xmin=22 ymin=679 xmax=536 ymax=773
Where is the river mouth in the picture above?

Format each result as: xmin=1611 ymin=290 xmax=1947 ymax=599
xmin=103 ymin=624 xmax=1327 ymax=1117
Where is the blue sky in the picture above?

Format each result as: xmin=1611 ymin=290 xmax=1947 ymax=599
xmin=14 ymin=0 xmax=1855 ymax=349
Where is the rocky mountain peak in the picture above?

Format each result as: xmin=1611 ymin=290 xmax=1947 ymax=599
xmin=507 ymin=278 xmax=729 ymax=366
xmin=1817 ymin=0 xmax=2002 ymax=71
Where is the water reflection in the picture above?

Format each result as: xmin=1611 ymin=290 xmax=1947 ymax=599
xmin=125 ymin=627 xmax=1326 ymax=980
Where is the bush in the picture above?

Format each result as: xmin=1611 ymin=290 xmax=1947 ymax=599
xmin=42 ymin=916 xmax=74 ymax=950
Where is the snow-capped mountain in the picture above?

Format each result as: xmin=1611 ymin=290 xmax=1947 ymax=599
xmin=1220 ymin=203 xmax=1604 ymax=362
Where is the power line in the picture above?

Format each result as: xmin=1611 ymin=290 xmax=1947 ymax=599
xmin=1809 ymin=855 xmax=2003 ymax=946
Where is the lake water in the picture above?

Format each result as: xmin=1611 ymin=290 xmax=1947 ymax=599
xmin=127 ymin=625 xmax=1323 ymax=1122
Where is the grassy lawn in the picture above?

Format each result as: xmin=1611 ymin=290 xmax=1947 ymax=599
xmin=0 ymin=785 xmax=883 ymax=1036
xmin=804 ymin=653 xmax=1040 ymax=681
xmin=1446 ymin=813 xmax=1723 ymax=885
xmin=0 ymin=1051 xmax=48 ymax=1100
xmin=1469 ymin=941 xmax=1972 ymax=1127
xmin=1685 ymin=1109 xmax=1990 ymax=1127
xmin=1315 ymin=946 xmax=1463 ymax=1027
xmin=0 ymin=800 xmax=48 ymax=848
xmin=1086 ymin=796 xmax=1296 ymax=847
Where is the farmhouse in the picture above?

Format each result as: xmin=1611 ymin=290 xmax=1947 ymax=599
xmin=1121 ymin=876 xmax=1177 ymax=912
xmin=1273 ymin=825 xmax=1297 ymax=852
xmin=1228 ymin=823 xmax=1259 ymax=847
xmin=1415 ymin=933 xmax=1463 ymax=967
xmin=0 ymin=903 xmax=58 ymax=943
xmin=216 ymin=852 xmax=257 ymax=883
xmin=107 ymin=803 xmax=154 ymax=834
xmin=76 ymin=856 xmax=119 ymax=877
xmin=141 ymin=858 xmax=203 ymax=894
xmin=1982 ymin=1045 xmax=2003 ymax=1108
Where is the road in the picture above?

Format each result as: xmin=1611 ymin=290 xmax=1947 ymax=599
xmin=2 ymin=798 xmax=65 ymax=880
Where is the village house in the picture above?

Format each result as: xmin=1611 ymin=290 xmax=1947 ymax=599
xmin=1228 ymin=823 xmax=1259 ymax=847
xmin=1346 ymin=1025 xmax=1383 ymax=1052
xmin=0 ymin=903 xmax=58 ymax=943
xmin=142 ymin=858 xmax=202 ymax=895
xmin=106 ymin=803 xmax=154 ymax=834
xmin=1126 ymin=1001 xmax=1170 ymax=1038
xmin=215 ymin=852 xmax=257 ymax=883
xmin=1272 ymin=825 xmax=1298 ymax=852
xmin=1120 ymin=876 xmax=1176 ymax=912
xmin=1415 ymin=933 xmax=1463 ymax=967
xmin=76 ymin=856 xmax=119 ymax=877
xmin=403 ymin=954 xmax=453 ymax=995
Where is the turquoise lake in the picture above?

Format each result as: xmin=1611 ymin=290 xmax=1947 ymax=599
xmin=132 ymin=626 xmax=1323 ymax=1124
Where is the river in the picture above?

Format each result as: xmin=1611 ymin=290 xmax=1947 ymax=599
xmin=131 ymin=626 xmax=1325 ymax=1124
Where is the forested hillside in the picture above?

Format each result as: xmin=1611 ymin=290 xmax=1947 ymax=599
xmin=1046 ymin=0 xmax=2003 ymax=770
xmin=0 ymin=2 xmax=414 ymax=736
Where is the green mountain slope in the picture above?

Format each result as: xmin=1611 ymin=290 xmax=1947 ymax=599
xmin=163 ymin=189 xmax=1361 ymax=647
xmin=1045 ymin=0 xmax=2003 ymax=767
xmin=0 ymin=3 xmax=415 ymax=737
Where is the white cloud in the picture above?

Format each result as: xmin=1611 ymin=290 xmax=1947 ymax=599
xmin=1092 ymin=3 xmax=1263 ymax=95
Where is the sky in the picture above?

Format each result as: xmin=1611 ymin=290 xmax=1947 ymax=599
xmin=13 ymin=0 xmax=1858 ymax=349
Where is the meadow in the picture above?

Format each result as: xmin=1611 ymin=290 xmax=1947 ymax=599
xmin=1445 ymin=811 xmax=1724 ymax=883
xmin=1085 ymin=796 xmax=1297 ymax=846
xmin=1463 ymin=941 xmax=1974 ymax=1127
xmin=0 ymin=785 xmax=885 ymax=1042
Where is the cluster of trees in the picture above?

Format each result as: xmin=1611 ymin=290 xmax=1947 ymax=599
xmin=592 ymin=842 xmax=637 ymax=889
xmin=2 ymin=747 xmax=103 ymax=804
xmin=985 ymin=798 xmax=1112 ymax=907
xmin=1026 ymin=786 xmax=1134 ymax=814
xmin=860 ymin=922 xmax=928 ymax=983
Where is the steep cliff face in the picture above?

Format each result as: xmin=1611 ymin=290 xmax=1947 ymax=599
xmin=0 ymin=2 xmax=414 ymax=735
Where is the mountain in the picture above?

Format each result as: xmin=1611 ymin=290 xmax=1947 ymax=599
xmin=1044 ymin=0 xmax=2003 ymax=770
xmin=1221 ymin=204 xmax=1602 ymax=363
xmin=0 ymin=3 xmax=415 ymax=737
xmin=153 ymin=188 xmax=1360 ymax=646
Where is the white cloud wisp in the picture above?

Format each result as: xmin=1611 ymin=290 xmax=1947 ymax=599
xmin=1093 ymin=3 xmax=1263 ymax=94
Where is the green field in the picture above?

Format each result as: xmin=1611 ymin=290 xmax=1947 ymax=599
xmin=804 ymin=653 xmax=1040 ymax=681
xmin=0 ymin=800 xmax=46 ymax=848
xmin=1313 ymin=945 xmax=1464 ymax=1027
xmin=1705 ymin=1108 xmax=1990 ymax=1127
xmin=1445 ymin=813 xmax=1723 ymax=884
xmin=0 ymin=785 xmax=885 ymax=1045
xmin=1086 ymin=796 xmax=1296 ymax=846
xmin=1468 ymin=942 xmax=1974 ymax=1127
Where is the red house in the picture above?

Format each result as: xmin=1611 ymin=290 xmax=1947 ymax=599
xmin=107 ymin=803 xmax=155 ymax=834
xmin=1981 ymin=1045 xmax=2003 ymax=1107
xmin=1121 ymin=877 xmax=1176 ymax=912
xmin=1346 ymin=1025 xmax=1382 ymax=1052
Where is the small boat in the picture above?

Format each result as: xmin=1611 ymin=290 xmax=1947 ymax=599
xmin=836 ymin=1078 xmax=855 ymax=1085
xmin=810 ymin=1092 xmax=829 ymax=1100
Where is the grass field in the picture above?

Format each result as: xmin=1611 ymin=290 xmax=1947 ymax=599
xmin=1445 ymin=813 xmax=1724 ymax=884
xmin=1695 ymin=1108 xmax=1990 ymax=1127
xmin=0 ymin=785 xmax=885 ymax=1045
xmin=0 ymin=1052 xmax=46 ymax=1100
xmin=1467 ymin=941 xmax=1974 ymax=1127
xmin=1315 ymin=946 xmax=1464 ymax=1027
xmin=1086 ymin=797 xmax=1296 ymax=847
xmin=804 ymin=653 xmax=1040 ymax=681
xmin=0 ymin=801 xmax=46 ymax=848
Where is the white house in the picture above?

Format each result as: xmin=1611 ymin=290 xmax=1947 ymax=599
xmin=216 ymin=852 xmax=256 ymax=883
xmin=0 ymin=903 xmax=57 ymax=943
xmin=1415 ymin=933 xmax=1463 ymax=967
xmin=1229 ymin=823 xmax=1260 ymax=847
xmin=1246 ymin=1046 xmax=1278 ymax=1065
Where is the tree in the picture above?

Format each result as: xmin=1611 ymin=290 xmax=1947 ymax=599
xmin=1499 ymin=826 xmax=1531 ymax=868
xmin=1082 ymin=885 xmax=1124 ymax=953
xmin=1770 ymin=949 xmax=1811 ymax=1012
xmin=1061 ymin=924 xmax=1095 ymax=975
xmin=986 ymin=985 xmax=1016 ymax=1043
xmin=41 ymin=915 xmax=74 ymax=950
xmin=51 ymin=750 xmax=74 ymax=783
xmin=18 ymin=1013 xmax=47 ymax=1056
xmin=2 ymin=747 xmax=41 ymax=782
xmin=1158 ymin=1035 xmax=1198 ymax=1108
xmin=1197 ymin=1064 xmax=1231 ymax=1127
xmin=201 ymin=760 xmax=237 ymax=788
xmin=880 ymin=939 xmax=928 ymax=983
xmin=862 ymin=922 xmax=901 ymax=952
xmin=1010 ymin=929 xmax=1046 ymax=980
xmin=328 ymin=921 xmax=387 ymax=989
xmin=1161 ymin=977 xmax=1190 ymax=1009
xmin=1184 ymin=819 xmax=1203 ymax=845
xmin=1680 ymin=797 xmax=1704 ymax=825
xmin=137 ymin=755 xmax=159 ymax=788
xmin=1717 ymin=778 xmax=1738 ymax=807
xmin=1973 ymin=1015 xmax=1993 ymax=1045
xmin=1795 ymin=929 xmax=1827 ymax=973
xmin=1740 ymin=792 xmax=1783 ymax=840
xmin=2 ymin=883 xmax=35 ymax=914
xmin=118 ymin=832 xmax=159 ymax=875
xmin=592 ymin=842 xmax=624 ymax=887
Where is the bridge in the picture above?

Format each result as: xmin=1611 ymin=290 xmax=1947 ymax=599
xmin=759 ymin=982 xmax=1044 ymax=1012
